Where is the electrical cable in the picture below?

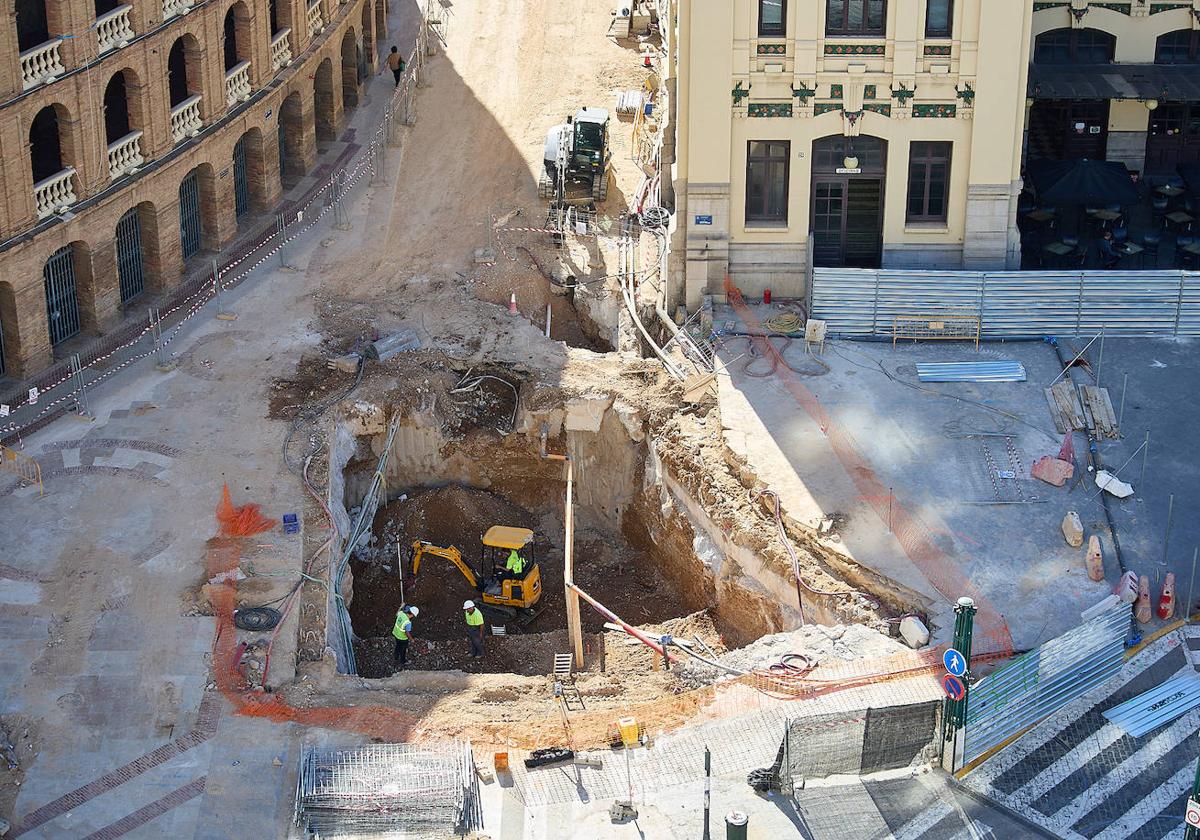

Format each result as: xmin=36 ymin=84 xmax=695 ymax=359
xmin=234 ymin=606 xmax=283 ymax=631
xmin=282 ymin=354 xmax=367 ymax=476
xmin=762 ymin=312 xmax=805 ymax=335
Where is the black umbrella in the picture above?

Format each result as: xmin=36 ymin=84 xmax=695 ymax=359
xmin=1027 ymin=158 xmax=1138 ymax=207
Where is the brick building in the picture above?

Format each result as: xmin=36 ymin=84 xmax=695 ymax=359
xmin=0 ymin=0 xmax=387 ymax=379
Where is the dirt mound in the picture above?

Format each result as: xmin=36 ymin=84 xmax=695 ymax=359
xmin=374 ymin=484 xmax=537 ymax=551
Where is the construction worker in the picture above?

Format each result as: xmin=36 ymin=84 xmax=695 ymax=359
xmin=463 ymin=600 xmax=485 ymax=658
xmin=505 ymin=548 xmax=525 ymax=578
xmin=392 ymin=605 xmax=418 ymax=669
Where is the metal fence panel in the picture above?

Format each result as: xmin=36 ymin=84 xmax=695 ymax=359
xmin=962 ymin=600 xmax=1130 ymax=764
xmin=810 ymin=267 xmax=1200 ymax=337
xmin=233 ymin=137 xmax=250 ymax=219
xmin=115 ymin=207 xmax=145 ymax=304
xmin=43 ymin=244 xmax=80 ymax=346
xmin=179 ymin=171 xmax=201 ymax=259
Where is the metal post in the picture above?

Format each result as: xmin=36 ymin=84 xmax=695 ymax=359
xmin=941 ymin=596 xmax=976 ymax=773
xmin=277 ymin=214 xmax=297 ymax=272
xmin=1187 ymin=547 xmax=1197 ymax=625
xmin=1185 ymin=754 xmax=1200 ymax=840
xmin=1163 ymin=494 xmax=1175 ymax=567
xmin=70 ymin=354 xmax=90 ymax=418
xmin=1096 ymin=325 xmax=1105 ymax=388
xmin=703 ymin=745 xmax=711 ymax=840
xmin=213 ymin=258 xmax=236 ymax=320
xmin=151 ymin=307 xmax=175 ymax=371
xmin=334 ymin=171 xmax=351 ymax=230
xmin=370 ymin=142 xmax=384 ymax=186
xmin=1118 ymin=372 xmax=1128 ymax=429
xmin=1141 ymin=430 xmax=1151 ymax=486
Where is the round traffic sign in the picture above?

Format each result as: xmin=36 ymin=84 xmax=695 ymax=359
xmin=1185 ymin=797 xmax=1200 ymax=828
xmin=942 ymin=673 xmax=966 ymax=702
xmin=943 ymin=648 xmax=968 ymax=677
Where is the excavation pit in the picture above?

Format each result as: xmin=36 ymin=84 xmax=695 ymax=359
xmin=347 ymin=483 xmax=706 ymax=677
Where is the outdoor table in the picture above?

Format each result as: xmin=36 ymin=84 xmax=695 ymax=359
xmin=1117 ymin=242 xmax=1143 ymax=256
xmin=1026 ymin=208 xmax=1056 ymax=223
xmin=1043 ymin=241 xmax=1074 ymax=256
xmin=1088 ymin=209 xmax=1122 ymax=221
xmin=1156 ymin=184 xmax=1185 ymax=198
xmin=1166 ymin=211 xmax=1194 ymax=230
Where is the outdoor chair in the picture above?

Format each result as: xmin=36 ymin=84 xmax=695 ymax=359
xmin=1141 ymin=232 xmax=1161 ymax=267
xmin=1152 ymin=196 xmax=1170 ymax=227
xmin=1177 ymin=235 xmax=1199 ymax=270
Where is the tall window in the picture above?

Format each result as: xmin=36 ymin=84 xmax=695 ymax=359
xmin=746 ymin=141 xmax=790 ymax=223
xmin=925 ymin=0 xmax=952 ymax=38
xmin=826 ymin=0 xmax=886 ymax=37
xmin=1033 ymin=28 xmax=1115 ymax=64
xmin=1156 ymin=30 xmax=1200 ymax=64
xmin=758 ymin=0 xmax=785 ymax=37
xmin=906 ymin=141 xmax=951 ymax=223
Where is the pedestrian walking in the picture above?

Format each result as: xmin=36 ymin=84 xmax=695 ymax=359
xmin=392 ymin=604 xmax=418 ymax=669
xmin=463 ymin=600 xmax=485 ymax=658
xmin=387 ymin=46 xmax=405 ymax=87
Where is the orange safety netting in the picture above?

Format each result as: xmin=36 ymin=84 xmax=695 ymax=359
xmin=215 ymin=484 xmax=277 ymax=537
xmin=724 ymin=278 xmax=1013 ymax=657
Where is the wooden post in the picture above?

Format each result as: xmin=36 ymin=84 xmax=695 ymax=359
xmin=564 ymin=458 xmax=584 ymax=666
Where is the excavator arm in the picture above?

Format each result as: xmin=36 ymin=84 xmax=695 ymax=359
xmin=409 ymin=540 xmax=479 ymax=589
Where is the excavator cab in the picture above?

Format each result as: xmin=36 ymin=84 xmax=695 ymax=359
xmin=479 ymin=526 xmax=541 ymax=615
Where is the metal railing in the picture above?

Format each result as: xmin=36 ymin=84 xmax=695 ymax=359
xmin=95 ymin=4 xmax=135 ymax=53
xmin=0 ymin=443 xmax=43 ymax=496
xmin=19 ymin=38 xmax=65 ymax=90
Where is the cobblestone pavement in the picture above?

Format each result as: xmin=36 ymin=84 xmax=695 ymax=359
xmin=962 ymin=629 xmax=1200 ymax=840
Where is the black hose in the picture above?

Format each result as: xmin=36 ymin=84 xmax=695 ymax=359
xmin=233 ymin=606 xmax=283 ymax=631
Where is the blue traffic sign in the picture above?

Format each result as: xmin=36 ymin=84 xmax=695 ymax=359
xmin=942 ymin=674 xmax=966 ymax=702
xmin=943 ymin=648 xmax=968 ymax=677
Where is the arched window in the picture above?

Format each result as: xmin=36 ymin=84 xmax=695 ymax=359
xmin=102 ymin=72 xmax=131 ymax=144
xmin=29 ymin=105 xmax=64 ymax=183
xmin=1155 ymin=29 xmax=1200 ymax=65
xmin=1034 ymin=28 xmax=1115 ymax=64
xmin=167 ymin=38 xmax=192 ymax=106
xmin=224 ymin=8 xmax=239 ymax=71
xmin=15 ymin=0 xmax=51 ymax=51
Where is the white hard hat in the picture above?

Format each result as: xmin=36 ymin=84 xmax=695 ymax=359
xmin=405 ymin=605 xmax=419 ymax=617
xmin=463 ymin=600 xmax=475 ymax=610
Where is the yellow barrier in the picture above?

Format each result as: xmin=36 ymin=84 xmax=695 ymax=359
xmin=1 ymin=444 xmax=43 ymax=496
xmin=893 ymin=312 xmax=981 ymax=349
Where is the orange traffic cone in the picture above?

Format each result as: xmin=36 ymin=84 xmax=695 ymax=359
xmin=1157 ymin=572 xmax=1176 ymax=621
xmin=1136 ymin=575 xmax=1153 ymax=624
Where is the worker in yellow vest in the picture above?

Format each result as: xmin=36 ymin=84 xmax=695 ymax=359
xmin=392 ymin=604 xmax=418 ymax=669
xmin=463 ymin=600 xmax=485 ymax=658
xmin=505 ymin=549 xmax=525 ymax=578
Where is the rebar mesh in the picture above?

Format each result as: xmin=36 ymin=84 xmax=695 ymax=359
xmin=294 ymin=741 xmax=480 ymax=838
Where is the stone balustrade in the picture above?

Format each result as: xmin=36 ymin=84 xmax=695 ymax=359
xmin=271 ymin=29 xmax=293 ymax=70
xmin=307 ymin=1 xmax=324 ymax=36
xmin=96 ymin=5 xmax=135 ymax=53
xmin=33 ymin=168 xmax=77 ymax=220
xmin=224 ymin=60 xmax=252 ymax=106
xmin=107 ymin=130 xmax=144 ymax=180
xmin=170 ymin=94 xmax=203 ymax=143
xmin=162 ymin=0 xmax=195 ymax=21
xmin=19 ymin=38 xmax=65 ymax=91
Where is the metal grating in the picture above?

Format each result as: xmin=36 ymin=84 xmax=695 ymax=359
xmin=294 ymin=741 xmax=480 ymax=838
xmin=43 ymin=244 xmax=80 ymax=346
xmin=179 ymin=170 xmax=202 ymax=259
xmin=811 ymin=268 xmax=1200 ymax=338
xmin=233 ymin=136 xmax=250 ymax=219
xmin=115 ymin=207 xmax=145 ymax=304
xmin=963 ymin=600 xmax=1131 ymax=763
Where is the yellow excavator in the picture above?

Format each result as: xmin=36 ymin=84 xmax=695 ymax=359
xmin=408 ymin=526 xmax=544 ymax=625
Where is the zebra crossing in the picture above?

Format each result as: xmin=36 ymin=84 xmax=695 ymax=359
xmin=962 ymin=629 xmax=1200 ymax=840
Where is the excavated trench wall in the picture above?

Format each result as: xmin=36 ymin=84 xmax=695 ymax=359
xmin=325 ymin=393 xmax=824 ymax=669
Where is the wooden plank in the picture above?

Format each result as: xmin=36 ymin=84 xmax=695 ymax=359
xmin=1044 ymin=388 xmax=1067 ymax=434
xmin=1081 ymin=386 xmax=1119 ymax=439
xmin=1050 ymin=381 xmax=1086 ymax=431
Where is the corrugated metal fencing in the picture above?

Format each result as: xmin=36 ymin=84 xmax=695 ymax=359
xmin=810 ymin=268 xmax=1200 ymax=338
xmin=963 ymin=599 xmax=1131 ymax=764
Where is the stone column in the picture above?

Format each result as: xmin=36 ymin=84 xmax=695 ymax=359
xmin=0 ymin=279 xmax=54 ymax=377
xmin=0 ymin=8 xmax=20 ymax=101
xmin=141 ymin=200 xmax=182 ymax=292
xmin=77 ymin=240 xmax=121 ymax=334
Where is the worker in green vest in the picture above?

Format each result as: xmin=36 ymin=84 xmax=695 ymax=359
xmin=505 ymin=548 xmax=525 ymax=577
xmin=392 ymin=605 xmax=418 ymax=669
xmin=463 ymin=600 xmax=485 ymax=658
